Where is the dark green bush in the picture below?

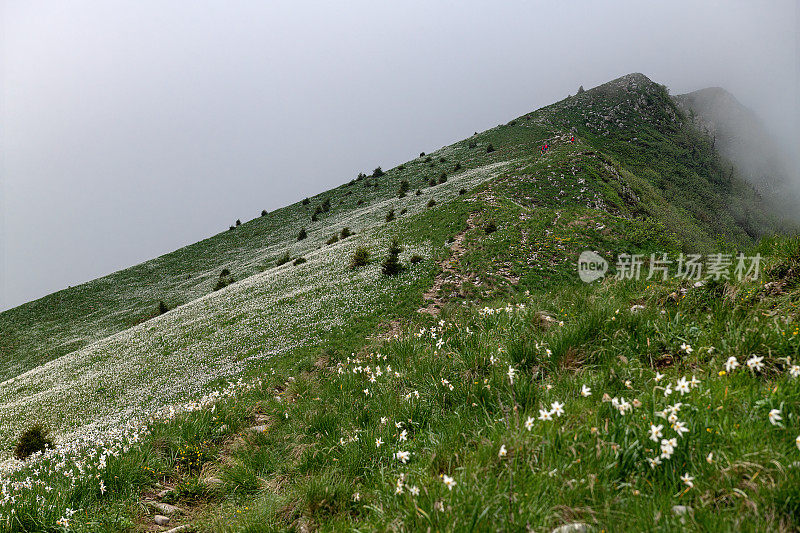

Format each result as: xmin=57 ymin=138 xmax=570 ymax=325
xmin=220 ymin=268 xmax=230 ymax=277
xmin=427 ymin=199 xmax=437 ymax=208
xmin=297 ymin=228 xmax=307 ymax=241
xmin=236 ymin=219 xmax=241 ymax=226
xmin=454 ymin=162 xmax=462 ymax=171
xmin=158 ymin=301 xmax=169 ymax=315
xmin=415 ymin=189 xmax=422 ymax=196
xmin=459 ymin=188 xmax=467 ymax=195
xmin=486 ymin=144 xmax=495 ymax=153
xmin=261 ymin=210 xmax=267 ymax=216
xmin=276 ymin=252 xmax=291 ymax=266
xmin=302 ymin=198 xmax=310 ymax=205
xmin=438 ymin=172 xmax=447 ymax=184
xmin=340 ymin=227 xmax=352 ymax=239
xmin=419 ymin=152 xmax=425 ymax=157
xmin=429 ymin=178 xmax=437 ymax=187
xmin=485 ymin=221 xmax=497 ymax=234
xmin=350 ymin=246 xmax=370 ymax=270
xmin=468 ymin=141 xmax=477 ymax=149
xmin=410 ymin=254 xmax=423 ymax=264
xmin=385 ymin=209 xmax=395 ymax=222
xmin=293 ymin=257 xmax=306 ymax=266
xmin=372 ymin=167 xmax=384 ymax=177
xmin=381 ymin=240 xmax=405 ymax=276
xmin=326 ymin=234 xmax=339 ymax=245
xmin=14 ymin=425 xmax=53 ymax=460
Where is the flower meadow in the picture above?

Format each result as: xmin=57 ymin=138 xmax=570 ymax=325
xmin=7 ymin=266 xmax=800 ymax=531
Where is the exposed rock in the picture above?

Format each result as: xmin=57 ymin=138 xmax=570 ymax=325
xmin=145 ymin=500 xmax=184 ymax=515
xmin=203 ymin=476 xmax=224 ymax=489
xmin=671 ymin=505 xmax=693 ymax=524
xmin=164 ymin=526 xmax=193 ymax=533
xmin=250 ymin=425 xmax=269 ymax=433
xmin=154 ymin=515 xmax=170 ymax=526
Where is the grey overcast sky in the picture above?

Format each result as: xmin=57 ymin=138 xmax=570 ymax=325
xmin=1 ymin=0 xmax=798 ymax=310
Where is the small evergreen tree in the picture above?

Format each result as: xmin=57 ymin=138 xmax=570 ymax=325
xmin=372 ymin=167 xmax=384 ymax=177
xmin=236 ymin=219 xmax=241 ymax=226
xmin=297 ymin=228 xmax=307 ymax=241
xmin=415 ymin=189 xmax=422 ymax=196
xmin=429 ymin=177 xmax=437 ymax=187
xmin=158 ymin=301 xmax=169 ymax=315
xmin=577 ymin=85 xmax=585 ymax=94
xmin=293 ymin=257 xmax=306 ymax=265
xmin=385 ymin=209 xmax=395 ymax=222
xmin=485 ymin=221 xmax=497 ymax=234
xmin=302 ymin=197 xmax=310 ymax=205
xmin=438 ymin=172 xmax=447 ymax=184
xmin=419 ymin=152 xmax=425 ymax=157
xmin=350 ymin=246 xmax=370 ymax=269
xmin=340 ymin=227 xmax=352 ymax=239
xmin=454 ymin=162 xmax=462 ymax=171
xmin=326 ymin=234 xmax=339 ymax=245
xmin=261 ymin=209 xmax=268 ymax=216
xmin=276 ymin=252 xmax=291 ymax=266
xmin=486 ymin=144 xmax=495 ymax=153
xmin=220 ymin=268 xmax=230 ymax=277
xmin=381 ymin=239 xmax=405 ymax=276
xmin=427 ymin=199 xmax=437 ymax=208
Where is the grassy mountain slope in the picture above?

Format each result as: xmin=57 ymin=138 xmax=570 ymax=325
xmin=0 ymin=73 xmax=797 ymax=531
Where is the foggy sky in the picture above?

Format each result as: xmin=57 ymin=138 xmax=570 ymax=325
xmin=1 ymin=0 xmax=798 ymax=310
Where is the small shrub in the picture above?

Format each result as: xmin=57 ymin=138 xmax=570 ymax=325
xmin=468 ymin=141 xmax=477 ymax=149
xmin=400 ymin=208 xmax=407 ymax=215
xmin=14 ymin=426 xmax=53 ymax=460
xmin=220 ymin=268 xmax=230 ymax=277
xmin=385 ymin=209 xmax=395 ymax=222
xmin=381 ymin=240 xmax=405 ymax=276
xmin=213 ymin=278 xmax=229 ymax=291
xmin=438 ymin=172 xmax=447 ymax=184
xmin=410 ymin=254 xmax=423 ymax=264
xmin=429 ymin=178 xmax=437 ymax=187
xmin=486 ymin=143 xmax=495 ymax=153
xmin=357 ymin=199 xmax=364 ymax=205
xmin=236 ymin=219 xmax=241 ymax=226
xmin=509 ymin=120 xmax=517 ymax=126
xmin=454 ymin=162 xmax=462 ymax=171
xmin=321 ymin=198 xmax=331 ymax=212
xmin=302 ymin=198 xmax=310 ymax=205
xmin=425 ymin=156 xmax=432 ymax=163
xmin=398 ymin=189 xmax=406 ymax=198
xmin=311 ymin=212 xmax=318 ymax=222
xmin=293 ymin=257 xmax=306 ymax=266
xmin=350 ymin=246 xmax=370 ymax=269
xmin=158 ymin=301 xmax=169 ymax=315
xmin=459 ymin=188 xmax=467 ymax=195
xmin=326 ymin=234 xmax=339 ymax=245
xmin=372 ymin=167 xmax=384 ymax=177
xmin=261 ymin=210 xmax=267 ymax=216
xmin=400 ymin=179 xmax=410 ymax=193
xmin=297 ymin=228 xmax=307 ymax=241
xmin=340 ymin=227 xmax=352 ymax=239
xmin=439 ymin=156 xmax=446 ymax=163
xmin=415 ymin=189 xmax=422 ymax=196
xmin=229 ymin=226 xmax=235 ymax=231
xmin=419 ymin=152 xmax=425 ymax=157
xmin=357 ymin=172 xmax=366 ymax=181
xmin=276 ymin=252 xmax=291 ymax=266
xmin=485 ymin=221 xmax=497 ymax=234
xmin=398 ymin=164 xmax=405 ymax=171
xmin=427 ymin=199 xmax=437 ymax=208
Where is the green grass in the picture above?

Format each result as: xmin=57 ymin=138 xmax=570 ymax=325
xmin=0 ymin=72 xmax=797 ymax=531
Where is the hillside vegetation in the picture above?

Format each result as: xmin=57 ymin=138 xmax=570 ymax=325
xmin=0 ymin=73 xmax=798 ymax=532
